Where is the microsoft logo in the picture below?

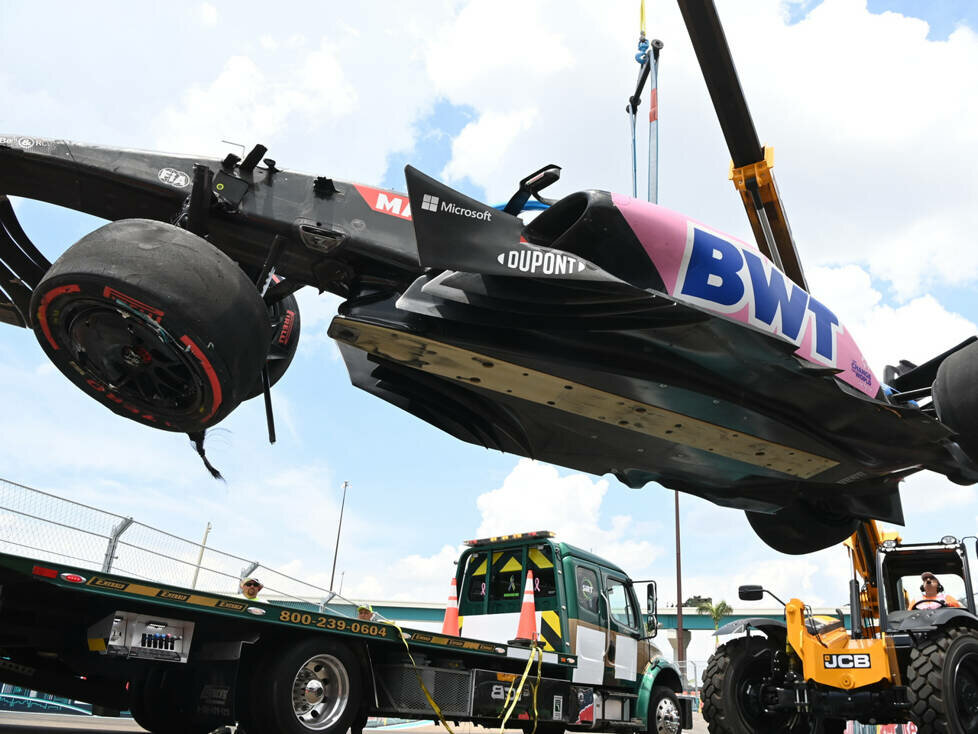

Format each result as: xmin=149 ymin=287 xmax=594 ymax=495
xmin=421 ymin=194 xmax=439 ymax=212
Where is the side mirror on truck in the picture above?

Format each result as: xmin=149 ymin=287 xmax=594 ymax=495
xmin=739 ymin=584 xmax=764 ymax=601
xmin=645 ymin=581 xmax=658 ymax=638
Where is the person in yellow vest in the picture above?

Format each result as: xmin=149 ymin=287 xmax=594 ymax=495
xmin=239 ymin=577 xmax=263 ymax=600
xmin=357 ymin=603 xmax=376 ymax=621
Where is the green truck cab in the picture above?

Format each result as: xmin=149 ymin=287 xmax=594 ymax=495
xmin=456 ymin=531 xmax=691 ymax=733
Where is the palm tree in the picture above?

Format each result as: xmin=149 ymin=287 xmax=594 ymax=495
xmin=696 ymin=599 xmax=733 ymax=647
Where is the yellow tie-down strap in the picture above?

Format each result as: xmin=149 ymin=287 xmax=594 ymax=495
xmin=330 ymin=318 xmax=837 ymax=478
xmin=499 ymin=642 xmax=544 ymax=734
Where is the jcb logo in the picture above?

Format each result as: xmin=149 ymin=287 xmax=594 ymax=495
xmin=823 ymin=653 xmax=871 ymax=669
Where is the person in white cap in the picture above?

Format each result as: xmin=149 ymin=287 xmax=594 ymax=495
xmin=911 ymin=571 xmax=961 ymax=610
xmin=239 ymin=577 xmax=263 ymax=600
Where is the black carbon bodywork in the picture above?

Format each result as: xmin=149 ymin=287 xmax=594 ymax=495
xmin=0 ymin=134 xmax=974 ymax=551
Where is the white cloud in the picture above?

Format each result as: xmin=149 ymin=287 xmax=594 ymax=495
xmin=442 ymin=108 xmax=539 ymax=184
xmin=198 ymin=3 xmax=218 ymax=27
xmin=293 ymin=288 xmax=342 ymax=358
xmin=154 ymin=51 xmax=358 ymax=158
xmin=476 ymin=460 xmax=664 ymax=572
xmin=807 ymin=264 xmax=976 ymax=375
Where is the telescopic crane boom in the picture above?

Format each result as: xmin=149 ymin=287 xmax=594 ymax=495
xmin=676 ymin=0 xmax=808 ymax=291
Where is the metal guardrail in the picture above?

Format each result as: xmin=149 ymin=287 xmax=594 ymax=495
xmin=0 ymin=477 xmax=372 ymax=618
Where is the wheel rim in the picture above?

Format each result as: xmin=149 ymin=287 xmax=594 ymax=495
xmin=63 ymin=300 xmax=206 ymax=416
xmin=953 ymin=647 xmax=978 ymax=731
xmin=737 ymin=678 xmax=767 ymax=723
xmin=654 ymin=696 xmax=681 ymax=734
xmin=290 ymin=653 xmax=350 ymax=731
xmin=734 ymin=646 xmax=788 ymax=728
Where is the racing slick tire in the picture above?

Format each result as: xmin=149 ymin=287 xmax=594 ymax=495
xmin=29 ymin=219 xmax=270 ymax=434
xmin=243 ymin=291 xmax=301 ymax=401
xmin=249 ymin=637 xmax=362 ymax=734
xmin=746 ymin=502 xmax=860 ymax=555
xmin=701 ymin=637 xmax=805 ymax=734
xmin=648 ymin=686 xmax=682 ymax=734
xmin=934 ymin=340 xmax=978 ymax=463
xmin=907 ymin=625 xmax=978 ymax=733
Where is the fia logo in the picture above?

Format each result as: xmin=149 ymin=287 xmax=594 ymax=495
xmin=823 ymin=653 xmax=871 ymax=669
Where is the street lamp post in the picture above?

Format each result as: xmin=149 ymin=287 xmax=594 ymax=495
xmin=675 ymin=490 xmax=684 ymax=674
xmin=329 ymin=481 xmax=349 ymax=592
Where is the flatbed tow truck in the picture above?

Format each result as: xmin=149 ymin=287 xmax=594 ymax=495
xmin=0 ymin=486 xmax=692 ymax=734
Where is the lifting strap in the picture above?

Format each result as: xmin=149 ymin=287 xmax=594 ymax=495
xmin=627 ymin=1 xmax=663 ymax=203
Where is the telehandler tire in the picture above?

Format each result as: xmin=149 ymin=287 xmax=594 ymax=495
xmin=907 ymin=625 xmax=978 ymax=733
xmin=701 ymin=637 xmax=804 ymax=734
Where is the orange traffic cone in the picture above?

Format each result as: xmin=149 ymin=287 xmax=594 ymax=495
xmin=510 ymin=570 xmax=538 ymax=645
xmin=441 ymin=577 xmax=460 ymax=637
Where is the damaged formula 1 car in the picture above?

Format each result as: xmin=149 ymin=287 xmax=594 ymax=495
xmin=2 ymin=1 xmax=977 ymax=556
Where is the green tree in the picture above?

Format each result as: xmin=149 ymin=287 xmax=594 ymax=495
xmin=696 ymin=599 xmax=733 ymax=647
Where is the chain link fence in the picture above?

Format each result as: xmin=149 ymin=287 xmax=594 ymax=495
xmin=0 ymin=476 xmax=368 ymax=617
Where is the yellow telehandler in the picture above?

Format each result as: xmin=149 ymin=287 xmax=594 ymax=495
xmin=701 ymin=521 xmax=978 ymax=733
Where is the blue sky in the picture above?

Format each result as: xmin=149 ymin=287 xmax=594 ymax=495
xmin=1 ymin=0 xmax=977 ymax=667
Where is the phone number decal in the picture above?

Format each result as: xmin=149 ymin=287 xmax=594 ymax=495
xmin=278 ymin=610 xmax=389 ymax=638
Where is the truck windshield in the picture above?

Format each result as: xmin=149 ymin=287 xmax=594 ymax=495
xmin=528 ymin=544 xmax=556 ymax=598
xmin=460 ymin=544 xmax=558 ymax=611
xmin=490 ymin=548 xmax=524 ymax=600
xmin=464 ymin=552 xmax=488 ymax=602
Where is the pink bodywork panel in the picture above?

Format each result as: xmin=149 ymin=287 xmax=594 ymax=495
xmin=611 ymin=194 xmax=880 ymax=398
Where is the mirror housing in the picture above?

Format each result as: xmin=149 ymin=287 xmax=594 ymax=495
xmin=739 ymin=584 xmax=764 ymax=601
xmin=645 ymin=581 xmax=659 ymax=638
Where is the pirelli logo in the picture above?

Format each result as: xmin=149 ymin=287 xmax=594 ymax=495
xmin=823 ymin=653 xmax=871 ymax=669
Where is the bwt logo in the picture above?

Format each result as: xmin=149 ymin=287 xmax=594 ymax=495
xmin=823 ymin=653 xmax=871 ymax=669
xmin=677 ymin=226 xmax=841 ymax=365
xmin=421 ymin=194 xmax=439 ymax=212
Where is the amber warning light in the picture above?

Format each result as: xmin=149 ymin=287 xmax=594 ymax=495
xmin=463 ymin=531 xmax=555 ymax=547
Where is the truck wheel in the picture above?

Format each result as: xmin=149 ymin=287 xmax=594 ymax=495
xmin=648 ymin=686 xmax=681 ymax=734
xmin=521 ymin=724 xmax=563 ymax=734
xmin=243 ymin=291 xmax=301 ymax=400
xmin=934 ymin=340 xmax=978 ymax=461
xmin=907 ymin=625 xmax=978 ymax=733
xmin=29 ymin=218 xmax=270 ymax=433
xmin=128 ymin=668 xmax=206 ymax=734
xmin=702 ymin=637 xmax=802 ymax=734
xmin=255 ymin=638 xmax=362 ymax=734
